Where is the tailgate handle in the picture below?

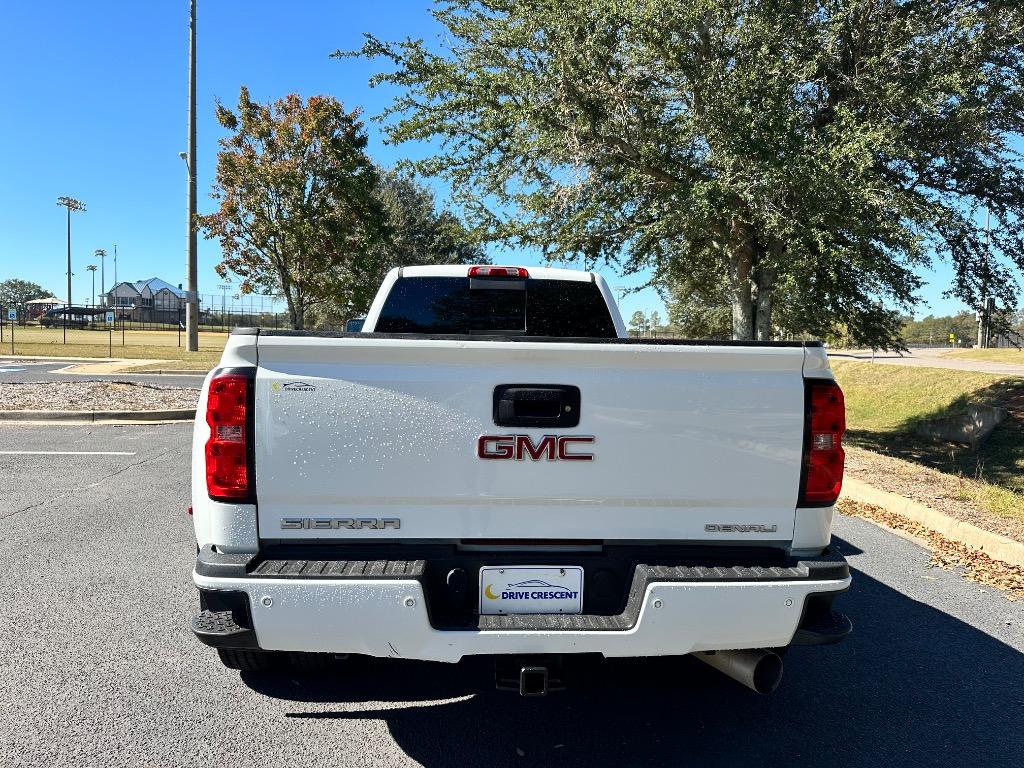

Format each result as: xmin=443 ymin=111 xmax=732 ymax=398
xmin=493 ymin=385 xmax=581 ymax=428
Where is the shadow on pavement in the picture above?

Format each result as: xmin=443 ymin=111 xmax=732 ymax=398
xmin=243 ymin=536 xmax=1023 ymax=767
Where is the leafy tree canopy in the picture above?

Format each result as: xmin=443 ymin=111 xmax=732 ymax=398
xmin=0 ymin=279 xmax=51 ymax=308
xmin=628 ymin=310 xmax=647 ymax=335
xmin=310 ymin=168 xmax=488 ymax=326
xmin=349 ymin=0 xmax=1024 ymax=348
xmin=362 ymin=168 xmax=487 ymax=295
xmin=197 ymin=88 xmax=386 ymax=330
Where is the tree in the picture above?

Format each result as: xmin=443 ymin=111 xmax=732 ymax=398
xmin=350 ymin=0 xmax=1024 ymax=348
xmin=309 ymin=169 xmax=487 ymax=326
xmin=361 ymin=169 xmax=486 ymax=304
xmin=0 ymin=279 xmax=50 ymax=309
xmin=664 ymin=289 xmax=732 ymax=340
xmin=902 ymin=312 xmax=978 ymax=346
xmin=197 ymin=88 xmax=386 ymax=330
xmin=628 ymin=310 xmax=647 ymax=337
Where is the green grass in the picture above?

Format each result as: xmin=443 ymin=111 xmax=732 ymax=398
xmin=831 ymin=360 xmax=1024 ymax=518
xmin=1 ymin=325 xmax=225 ymax=367
xmin=941 ymin=348 xmax=1024 ymax=365
xmin=832 ymin=361 xmax=1018 ymax=432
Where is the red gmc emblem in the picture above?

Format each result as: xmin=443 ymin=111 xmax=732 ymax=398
xmin=477 ymin=435 xmax=595 ymax=461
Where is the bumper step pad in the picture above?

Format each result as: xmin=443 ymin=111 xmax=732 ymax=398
xmin=792 ymin=609 xmax=853 ymax=646
xmin=251 ymin=558 xmax=425 ymax=579
xmin=191 ymin=609 xmax=259 ymax=649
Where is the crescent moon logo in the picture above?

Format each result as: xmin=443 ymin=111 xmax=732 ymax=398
xmin=484 ymin=584 xmax=500 ymax=600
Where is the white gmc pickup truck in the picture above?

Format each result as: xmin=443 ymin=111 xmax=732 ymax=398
xmin=190 ymin=265 xmax=850 ymax=695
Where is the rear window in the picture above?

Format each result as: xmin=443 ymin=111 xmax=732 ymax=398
xmin=374 ymin=276 xmax=617 ymax=337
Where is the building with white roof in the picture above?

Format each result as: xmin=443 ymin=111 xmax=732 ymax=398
xmin=105 ymin=278 xmax=187 ymax=322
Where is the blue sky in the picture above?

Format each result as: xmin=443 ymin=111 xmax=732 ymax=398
xmin=0 ymin=0 xmax=977 ymax=320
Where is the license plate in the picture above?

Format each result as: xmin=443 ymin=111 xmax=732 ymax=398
xmin=479 ymin=566 xmax=584 ymax=615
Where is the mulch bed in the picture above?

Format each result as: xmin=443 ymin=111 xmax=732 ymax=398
xmin=845 ymin=446 xmax=1024 ymax=542
xmin=0 ymin=381 xmax=199 ymax=411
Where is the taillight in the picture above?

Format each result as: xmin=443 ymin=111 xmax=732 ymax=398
xmin=468 ymin=266 xmax=530 ymax=278
xmin=800 ymin=379 xmax=845 ymax=506
xmin=205 ymin=373 xmax=252 ymax=501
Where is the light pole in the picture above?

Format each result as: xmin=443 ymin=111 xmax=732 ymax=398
xmin=86 ymin=264 xmax=97 ymax=308
xmin=219 ymin=284 xmax=230 ymax=329
xmin=94 ymin=249 xmax=107 ymax=305
xmin=978 ymin=208 xmax=992 ymax=349
xmin=57 ymin=196 xmax=86 ymax=344
xmin=183 ymin=0 xmax=200 ymax=352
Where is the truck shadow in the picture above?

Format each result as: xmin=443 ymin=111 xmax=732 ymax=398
xmin=242 ymin=538 xmax=1023 ymax=767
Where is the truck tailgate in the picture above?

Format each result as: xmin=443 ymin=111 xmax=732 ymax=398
xmin=252 ymin=337 xmax=808 ymax=543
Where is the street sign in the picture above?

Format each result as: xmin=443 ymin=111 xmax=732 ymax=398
xmin=948 ymin=333 xmax=955 ymax=343
xmin=105 ymin=311 xmax=115 ymax=323
xmin=6 ymin=310 xmax=15 ymax=321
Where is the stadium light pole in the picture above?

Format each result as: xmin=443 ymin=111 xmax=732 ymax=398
xmin=57 ymin=196 xmax=86 ymax=344
xmin=219 ymin=284 xmax=230 ymax=329
xmin=94 ymin=249 xmax=107 ymax=305
xmin=86 ymin=264 xmax=97 ymax=307
xmin=183 ymin=0 xmax=200 ymax=352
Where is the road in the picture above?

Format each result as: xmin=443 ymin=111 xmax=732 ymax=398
xmin=831 ymin=347 xmax=1024 ymax=377
xmin=1 ymin=423 xmax=1021 ymax=767
xmin=0 ymin=358 xmax=203 ymax=389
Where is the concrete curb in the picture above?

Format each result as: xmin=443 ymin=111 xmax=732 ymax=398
xmin=841 ymin=477 xmax=1024 ymax=568
xmin=0 ymin=409 xmax=195 ymax=424
xmin=54 ymin=364 xmax=208 ymax=377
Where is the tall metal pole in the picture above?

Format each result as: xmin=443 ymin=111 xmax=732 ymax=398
xmin=57 ymin=197 xmax=85 ymax=344
xmin=185 ymin=0 xmax=199 ymax=351
xmin=114 ymin=244 xmax=118 ymax=289
xmin=95 ymin=249 xmax=107 ymax=305
xmin=66 ymin=206 xmax=71 ymax=343
xmin=87 ymin=265 xmax=97 ymax=307
xmin=979 ymin=208 xmax=991 ymax=349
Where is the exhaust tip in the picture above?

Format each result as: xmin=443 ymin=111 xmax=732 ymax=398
xmin=750 ymin=652 xmax=783 ymax=695
xmin=696 ymin=649 xmax=784 ymax=694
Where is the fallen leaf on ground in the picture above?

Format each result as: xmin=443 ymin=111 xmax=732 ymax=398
xmin=838 ymin=499 xmax=1024 ymax=601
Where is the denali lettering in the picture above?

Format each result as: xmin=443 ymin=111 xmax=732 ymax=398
xmin=478 ymin=434 xmax=594 ymax=461
xmin=704 ymin=524 xmax=779 ymax=533
xmin=280 ymin=518 xmax=401 ymax=530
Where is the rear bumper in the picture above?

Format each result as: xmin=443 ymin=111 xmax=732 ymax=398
xmin=192 ymin=548 xmax=851 ymax=662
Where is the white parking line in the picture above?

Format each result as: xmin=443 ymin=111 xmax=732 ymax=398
xmin=0 ymin=451 xmax=137 ymax=456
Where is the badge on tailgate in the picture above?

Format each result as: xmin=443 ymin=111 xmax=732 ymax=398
xmin=477 ymin=435 xmax=594 ymax=461
xmin=480 ymin=566 xmax=584 ymax=615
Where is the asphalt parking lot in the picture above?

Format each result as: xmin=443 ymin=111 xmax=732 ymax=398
xmin=1 ymin=422 xmax=1021 ymax=767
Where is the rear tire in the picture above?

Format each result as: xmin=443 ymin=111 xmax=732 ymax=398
xmin=217 ymin=649 xmax=276 ymax=672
